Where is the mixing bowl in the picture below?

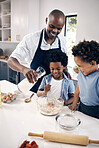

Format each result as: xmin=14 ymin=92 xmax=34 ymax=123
xmin=37 ymin=97 xmax=64 ymax=116
xmin=56 ymin=113 xmax=81 ymax=130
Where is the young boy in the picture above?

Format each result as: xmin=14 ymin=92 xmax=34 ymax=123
xmin=71 ymin=40 xmax=99 ymax=119
xmin=37 ymin=50 xmax=75 ymax=106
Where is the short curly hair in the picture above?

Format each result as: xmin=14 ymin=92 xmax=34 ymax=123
xmin=72 ymin=40 xmax=99 ymax=64
xmin=47 ymin=50 xmax=68 ymax=67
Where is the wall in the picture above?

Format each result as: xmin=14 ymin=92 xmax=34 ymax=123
xmin=28 ymin=0 xmax=39 ymax=34
xmin=39 ymin=0 xmax=99 ymax=43
xmin=0 ymin=42 xmax=18 ymax=56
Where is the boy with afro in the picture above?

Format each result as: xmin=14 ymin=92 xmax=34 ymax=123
xmin=71 ymin=40 xmax=99 ymax=118
xmin=37 ymin=50 xmax=75 ymax=106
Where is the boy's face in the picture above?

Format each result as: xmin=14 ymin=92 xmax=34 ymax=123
xmin=74 ymin=56 xmax=96 ymax=76
xmin=49 ymin=62 xmax=65 ymax=80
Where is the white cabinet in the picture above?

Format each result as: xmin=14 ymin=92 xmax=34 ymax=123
xmin=0 ymin=0 xmax=39 ymax=42
xmin=11 ymin=0 xmax=39 ymax=42
xmin=0 ymin=0 xmax=11 ymax=41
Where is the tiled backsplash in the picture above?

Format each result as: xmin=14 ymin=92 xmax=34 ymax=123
xmin=0 ymin=42 xmax=18 ymax=57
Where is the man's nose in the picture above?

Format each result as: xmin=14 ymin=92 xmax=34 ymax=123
xmin=52 ymin=28 xmax=58 ymax=33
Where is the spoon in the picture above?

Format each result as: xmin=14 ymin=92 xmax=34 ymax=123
xmin=24 ymin=93 xmax=34 ymax=103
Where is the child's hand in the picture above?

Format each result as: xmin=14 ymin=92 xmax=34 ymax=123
xmin=68 ymin=105 xmax=72 ymax=110
xmin=44 ymin=84 xmax=51 ymax=94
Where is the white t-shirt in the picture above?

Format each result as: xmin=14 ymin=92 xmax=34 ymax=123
xmin=10 ymin=29 xmax=67 ymax=64
xmin=47 ymin=77 xmax=63 ymax=99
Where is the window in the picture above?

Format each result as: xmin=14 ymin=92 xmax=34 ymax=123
xmin=63 ymin=15 xmax=77 ymax=67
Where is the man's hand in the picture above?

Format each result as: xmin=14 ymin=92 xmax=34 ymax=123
xmin=8 ymin=57 xmax=39 ymax=83
xmin=22 ymin=67 xmax=38 ymax=83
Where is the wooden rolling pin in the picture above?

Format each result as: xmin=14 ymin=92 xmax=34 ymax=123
xmin=28 ymin=131 xmax=99 ymax=146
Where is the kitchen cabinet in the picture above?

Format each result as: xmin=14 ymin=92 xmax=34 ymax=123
xmin=0 ymin=61 xmax=1 ymax=79
xmin=20 ymin=72 xmax=25 ymax=82
xmin=11 ymin=0 xmax=39 ymax=42
xmin=0 ymin=60 xmax=25 ymax=84
xmin=8 ymin=67 xmax=19 ymax=84
xmin=0 ymin=61 xmax=8 ymax=80
xmin=0 ymin=0 xmax=39 ymax=42
xmin=0 ymin=0 xmax=11 ymax=41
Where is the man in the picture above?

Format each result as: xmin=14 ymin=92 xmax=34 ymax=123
xmin=8 ymin=9 xmax=66 ymax=92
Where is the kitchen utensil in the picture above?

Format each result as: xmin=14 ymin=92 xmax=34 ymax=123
xmin=37 ymin=97 xmax=64 ymax=116
xmin=56 ymin=113 xmax=81 ymax=130
xmin=28 ymin=131 xmax=99 ymax=146
xmin=24 ymin=93 xmax=34 ymax=103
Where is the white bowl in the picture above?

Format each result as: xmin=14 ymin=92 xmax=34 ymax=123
xmin=37 ymin=97 xmax=64 ymax=116
xmin=1 ymin=92 xmax=17 ymax=103
xmin=56 ymin=113 xmax=81 ymax=130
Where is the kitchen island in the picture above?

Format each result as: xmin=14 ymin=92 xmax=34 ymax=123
xmin=0 ymin=80 xmax=99 ymax=148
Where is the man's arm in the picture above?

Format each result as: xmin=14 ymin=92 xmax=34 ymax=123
xmin=8 ymin=57 xmax=37 ymax=83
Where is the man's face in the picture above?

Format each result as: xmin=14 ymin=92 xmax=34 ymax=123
xmin=45 ymin=14 xmax=65 ymax=39
xmin=49 ymin=62 xmax=64 ymax=80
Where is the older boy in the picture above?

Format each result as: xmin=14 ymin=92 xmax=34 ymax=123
xmin=71 ymin=40 xmax=99 ymax=118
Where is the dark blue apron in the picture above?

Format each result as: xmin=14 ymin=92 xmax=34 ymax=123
xmin=30 ymin=29 xmax=61 ymax=93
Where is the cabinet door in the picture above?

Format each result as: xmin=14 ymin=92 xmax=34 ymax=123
xmin=11 ymin=0 xmax=28 ymax=42
xmin=11 ymin=0 xmax=39 ymax=42
xmin=0 ymin=61 xmax=8 ymax=80
xmin=0 ymin=0 xmax=11 ymax=41
xmin=20 ymin=72 xmax=25 ymax=82
xmin=8 ymin=67 xmax=20 ymax=84
xmin=0 ymin=61 xmax=1 ymax=80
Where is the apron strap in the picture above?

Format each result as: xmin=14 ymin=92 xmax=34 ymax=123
xmin=37 ymin=29 xmax=44 ymax=49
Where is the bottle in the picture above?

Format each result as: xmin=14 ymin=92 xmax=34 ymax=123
xmin=8 ymin=36 xmax=11 ymax=41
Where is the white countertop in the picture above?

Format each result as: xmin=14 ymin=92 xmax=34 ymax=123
xmin=0 ymin=59 xmax=8 ymax=63
xmin=0 ymin=80 xmax=99 ymax=148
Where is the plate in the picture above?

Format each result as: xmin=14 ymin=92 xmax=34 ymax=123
xmin=18 ymin=136 xmax=44 ymax=148
xmin=56 ymin=113 xmax=81 ymax=130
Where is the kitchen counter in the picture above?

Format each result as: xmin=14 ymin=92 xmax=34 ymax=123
xmin=0 ymin=58 xmax=8 ymax=63
xmin=0 ymin=80 xmax=99 ymax=148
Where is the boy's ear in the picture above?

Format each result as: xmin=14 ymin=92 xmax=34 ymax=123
xmin=63 ymin=66 xmax=67 ymax=70
xmin=91 ymin=60 xmax=97 ymax=65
